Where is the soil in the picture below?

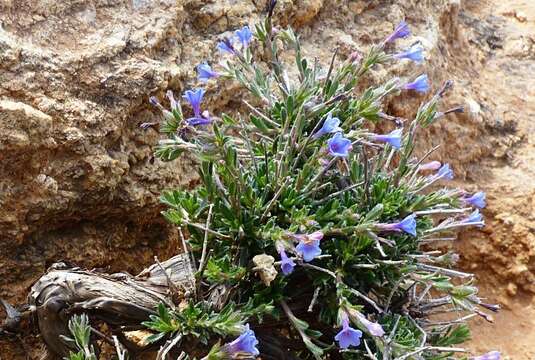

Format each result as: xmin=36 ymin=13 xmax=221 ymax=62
xmin=454 ymin=0 xmax=535 ymax=358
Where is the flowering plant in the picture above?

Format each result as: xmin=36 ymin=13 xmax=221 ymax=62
xmin=140 ymin=5 xmax=499 ymax=360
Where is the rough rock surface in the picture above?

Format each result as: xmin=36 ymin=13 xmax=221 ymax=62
xmin=0 ymin=0 xmax=531 ymax=358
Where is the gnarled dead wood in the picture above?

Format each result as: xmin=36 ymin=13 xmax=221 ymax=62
xmin=27 ymin=254 xmax=195 ymax=358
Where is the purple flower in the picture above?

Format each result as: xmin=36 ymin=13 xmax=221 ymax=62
xmin=279 ymin=249 xmax=296 ymax=275
xmin=372 ymin=128 xmax=403 ymax=149
xmin=393 ymin=44 xmax=424 ymax=63
xmin=149 ymin=96 xmax=159 ymax=106
xmin=217 ymin=38 xmax=236 ymax=55
xmin=462 ymin=191 xmax=486 ymax=209
xmin=235 ymin=26 xmax=253 ymax=48
xmin=403 ymin=74 xmax=430 ymax=93
xmin=436 ymin=163 xmax=454 ymax=180
xmin=312 ymin=114 xmax=343 ymax=139
xmin=385 ymin=21 xmax=410 ymax=43
xmin=222 ymin=324 xmax=260 ymax=357
xmin=327 ymin=133 xmax=352 ymax=157
xmin=335 ymin=314 xmax=362 ymax=349
xmin=355 ymin=313 xmax=385 ymax=337
xmin=419 ymin=161 xmax=441 ymax=171
xmin=462 ymin=209 xmax=484 ymax=227
xmin=294 ymin=231 xmax=323 ymax=262
xmin=471 ymin=351 xmax=501 ymax=360
xmin=197 ymin=63 xmax=219 ymax=82
xmin=378 ymin=214 xmax=417 ymax=236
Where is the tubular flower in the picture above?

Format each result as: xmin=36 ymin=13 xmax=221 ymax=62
xmin=279 ymin=249 xmax=296 ymax=275
xmin=462 ymin=209 xmax=484 ymax=227
xmin=436 ymin=163 xmax=454 ymax=180
xmin=335 ymin=313 xmax=363 ymax=349
xmin=183 ymin=89 xmax=211 ymax=126
xmin=294 ymin=231 xmax=323 ymax=262
xmin=235 ymin=26 xmax=253 ymax=48
xmin=327 ymin=132 xmax=352 ymax=157
xmin=470 ymin=351 xmax=501 ymax=360
xmin=462 ymin=191 xmax=486 ymax=209
xmin=378 ymin=214 xmax=417 ymax=236
xmin=197 ymin=63 xmax=219 ymax=82
xmin=384 ymin=21 xmax=410 ymax=43
xmin=166 ymin=90 xmax=179 ymax=112
xmin=393 ymin=44 xmax=424 ymax=63
xmin=222 ymin=324 xmax=260 ymax=358
xmin=419 ymin=161 xmax=442 ymax=171
xmin=217 ymin=38 xmax=236 ymax=55
xmin=372 ymin=128 xmax=403 ymax=149
xmin=312 ymin=114 xmax=343 ymax=139
xmin=403 ymin=74 xmax=429 ymax=93
xmin=356 ymin=313 xmax=385 ymax=337
xmin=149 ymin=96 xmax=159 ymax=106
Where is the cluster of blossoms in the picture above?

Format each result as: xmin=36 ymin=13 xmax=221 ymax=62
xmin=142 ymin=6 xmax=499 ymax=360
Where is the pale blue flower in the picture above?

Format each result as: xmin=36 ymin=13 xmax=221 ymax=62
xmin=327 ymin=132 xmax=352 ymax=157
xmin=471 ymin=351 xmax=501 ymax=360
xmin=385 ymin=21 xmax=410 ymax=43
xmin=373 ymin=128 xmax=403 ymax=149
xmin=279 ymin=249 xmax=296 ymax=275
xmin=437 ymin=163 xmax=454 ymax=180
xmin=235 ymin=26 xmax=253 ymax=48
xmin=335 ymin=314 xmax=362 ymax=349
xmin=313 ymin=114 xmax=343 ymax=139
xmin=223 ymin=324 xmax=260 ymax=356
xmin=419 ymin=161 xmax=441 ymax=171
xmin=394 ymin=44 xmax=424 ymax=63
xmin=294 ymin=231 xmax=323 ymax=262
xmin=149 ymin=96 xmax=159 ymax=106
xmin=463 ymin=209 xmax=484 ymax=227
xmin=355 ymin=313 xmax=385 ymax=337
xmin=462 ymin=191 xmax=486 ymax=209
xmin=403 ymin=74 xmax=429 ymax=93
xmin=197 ymin=63 xmax=219 ymax=82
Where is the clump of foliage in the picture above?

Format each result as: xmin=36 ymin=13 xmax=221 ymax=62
xmin=78 ymin=3 xmax=500 ymax=360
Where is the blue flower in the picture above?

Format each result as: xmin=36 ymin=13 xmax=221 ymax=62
xmin=294 ymin=231 xmax=323 ymax=262
xmin=385 ymin=21 xmax=410 ymax=43
xmin=327 ymin=132 xmax=352 ymax=157
xmin=403 ymin=74 xmax=429 ymax=93
xmin=471 ymin=351 xmax=501 ymax=360
xmin=462 ymin=191 xmax=486 ymax=209
xmin=394 ymin=44 xmax=424 ymax=63
xmin=437 ymin=163 xmax=454 ymax=180
xmin=313 ymin=114 xmax=343 ymax=139
xmin=223 ymin=324 xmax=260 ymax=356
xmin=149 ymin=96 xmax=159 ymax=106
xmin=335 ymin=314 xmax=362 ymax=349
xmin=197 ymin=63 xmax=219 ymax=82
xmin=217 ymin=38 xmax=236 ymax=55
xmin=235 ymin=26 xmax=253 ymax=48
xmin=279 ymin=249 xmax=296 ymax=275
xmin=397 ymin=214 xmax=417 ymax=236
xmin=183 ymin=88 xmax=205 ymax=118
xmin=187 ymin=116 xmax=212 ymax=126
xmin=378 ymin=214 xmax=417 ymax=236
xmin=463 ymin=209 xmax=484 ymax=226
xmin=373 ymin=128 xmax=403 ymax=149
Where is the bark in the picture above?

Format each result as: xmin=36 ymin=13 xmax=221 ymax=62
xmin=27 ymin=254 xmax=195 ymax=358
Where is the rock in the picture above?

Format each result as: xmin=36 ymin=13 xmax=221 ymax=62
xmin=0 ymin=0 xmax=508 ymax=356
